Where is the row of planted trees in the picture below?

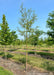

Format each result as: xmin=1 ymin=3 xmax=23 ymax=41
xmin=0 ymin=4 xmax=54 ymax=71
xmin=0 ymin=9 xmax=54 ymax=47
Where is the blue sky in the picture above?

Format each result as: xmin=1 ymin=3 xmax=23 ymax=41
xmin=0 ymin=0 xmax=54 ymax=39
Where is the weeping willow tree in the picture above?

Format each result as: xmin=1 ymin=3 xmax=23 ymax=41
xmin=18 ymin=4 xmax=37 ymax=71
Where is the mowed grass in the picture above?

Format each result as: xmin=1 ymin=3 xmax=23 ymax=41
xmin=0 ymin=45 xmax=54 ymax=71
xmin=0 ymin=51 xmax=54 ymax=71
xmin=0 ymin=67 xmax=13 ymax=75
xmin=28 ymin=55 xmax=54 ymax=71
xmin=0 ymin=45 xmax=54 ymax=52
xmin=10 ymin=52 xmax=54 ymax=71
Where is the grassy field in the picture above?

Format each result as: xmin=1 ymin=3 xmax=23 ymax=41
xmin=0 ymin=45 xmax=54 ymax=51
xmin=0 ymin=67 xmax=13 ymax=75
xmin=0 ymin=45 xmax=54 ymax=72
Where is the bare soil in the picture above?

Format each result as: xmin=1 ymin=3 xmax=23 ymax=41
xmin=0 ymin=57 xmax=51 ymax=75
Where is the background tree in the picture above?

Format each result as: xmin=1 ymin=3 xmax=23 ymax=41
xmin=46 ymin=36 xmax=53 ymax=46
xmin=15 ymin=39 xmax=21 ymax=45
xmin=0 ymin=15 xmax=10 ymax=45
xmin=38 ymin=38 xmax=44 ymax=45
xmin=0 ymin=14 xmax=18 ymax=59
xmin=9 ymin=31 xmax=17 ymax=45
xmin=0 ymin=15 xmax=18 ymax=45
xmin=28 ymin=26 xmax=44 ymax=46
xmin=47 ymin=11 xmax=54 ymax=44
xmin=0 ymin=14 xmax=11 ymax=59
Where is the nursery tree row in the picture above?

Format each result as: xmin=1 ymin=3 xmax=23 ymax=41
xmin=0 ymin=6 xmax=54 ymax=46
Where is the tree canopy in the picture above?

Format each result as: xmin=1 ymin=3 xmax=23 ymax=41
xmin=0 ymin=14 xmax=17 ymax=45
xmin=47 ymin=11 xmax=54 ymax=44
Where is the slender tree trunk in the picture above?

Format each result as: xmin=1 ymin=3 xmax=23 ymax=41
xmin=5 ymin=45 xmax=7 ymax=59
xmin=2 ymin=45 xmax=4 ymax=52
xmin=25 ymin=31 xmax=27 ymax=71
xmin=29 ymin=31 xmax=30 ymax=45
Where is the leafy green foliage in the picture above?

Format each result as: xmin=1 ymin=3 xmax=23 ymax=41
xmin=28 ymin=34 xmax=38 ymax=45
xmin=47 ymin=11 xmax=54 ymax=44
xmin=0 ymin=15 xmax=10 ymax=45
xmin=28 ymin=26 xmax=44 ymax=45
xmin=0 ymin=14 xmax=17 ymax=45
xmin=9 ymin=31 xmax=17 ymax=45
xmin=18 ymin=4 xmax=37 ymax=41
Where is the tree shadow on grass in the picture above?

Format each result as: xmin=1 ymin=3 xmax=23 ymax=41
xmin=2 ymin=53 xmax=13 ymax=59
xmin=8 ymin=47 xmax=22 ymax=52
xmin=36 ymin=52 xmax=54 ymax=60
xmin=28 ymin=51 xmax=35 ymax=54
xmin=42 ymin=50 xmax=49 ymax=52
xmin=8 ymin=49 xmax=18 ymax=52
xmin=18 ymin=57 xmax=30 ymax=64
xmin=0 ymin=52 xmax=5 ymax=56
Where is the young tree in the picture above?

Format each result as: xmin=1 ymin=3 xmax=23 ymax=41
xmin=0 ymin=15 xmax=17 ymax=45
xmin=47 ymin=11 xmax=54 ymax=44
xmin=18 ymin=4 xmax=37 ymax=71
xmin=0 ymin=14 xmax=11 ymax=59
xmin=0 ymin=14 xmax=10 ymax=45
xmin=0 ymin=14 xmax=18 ymax=59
